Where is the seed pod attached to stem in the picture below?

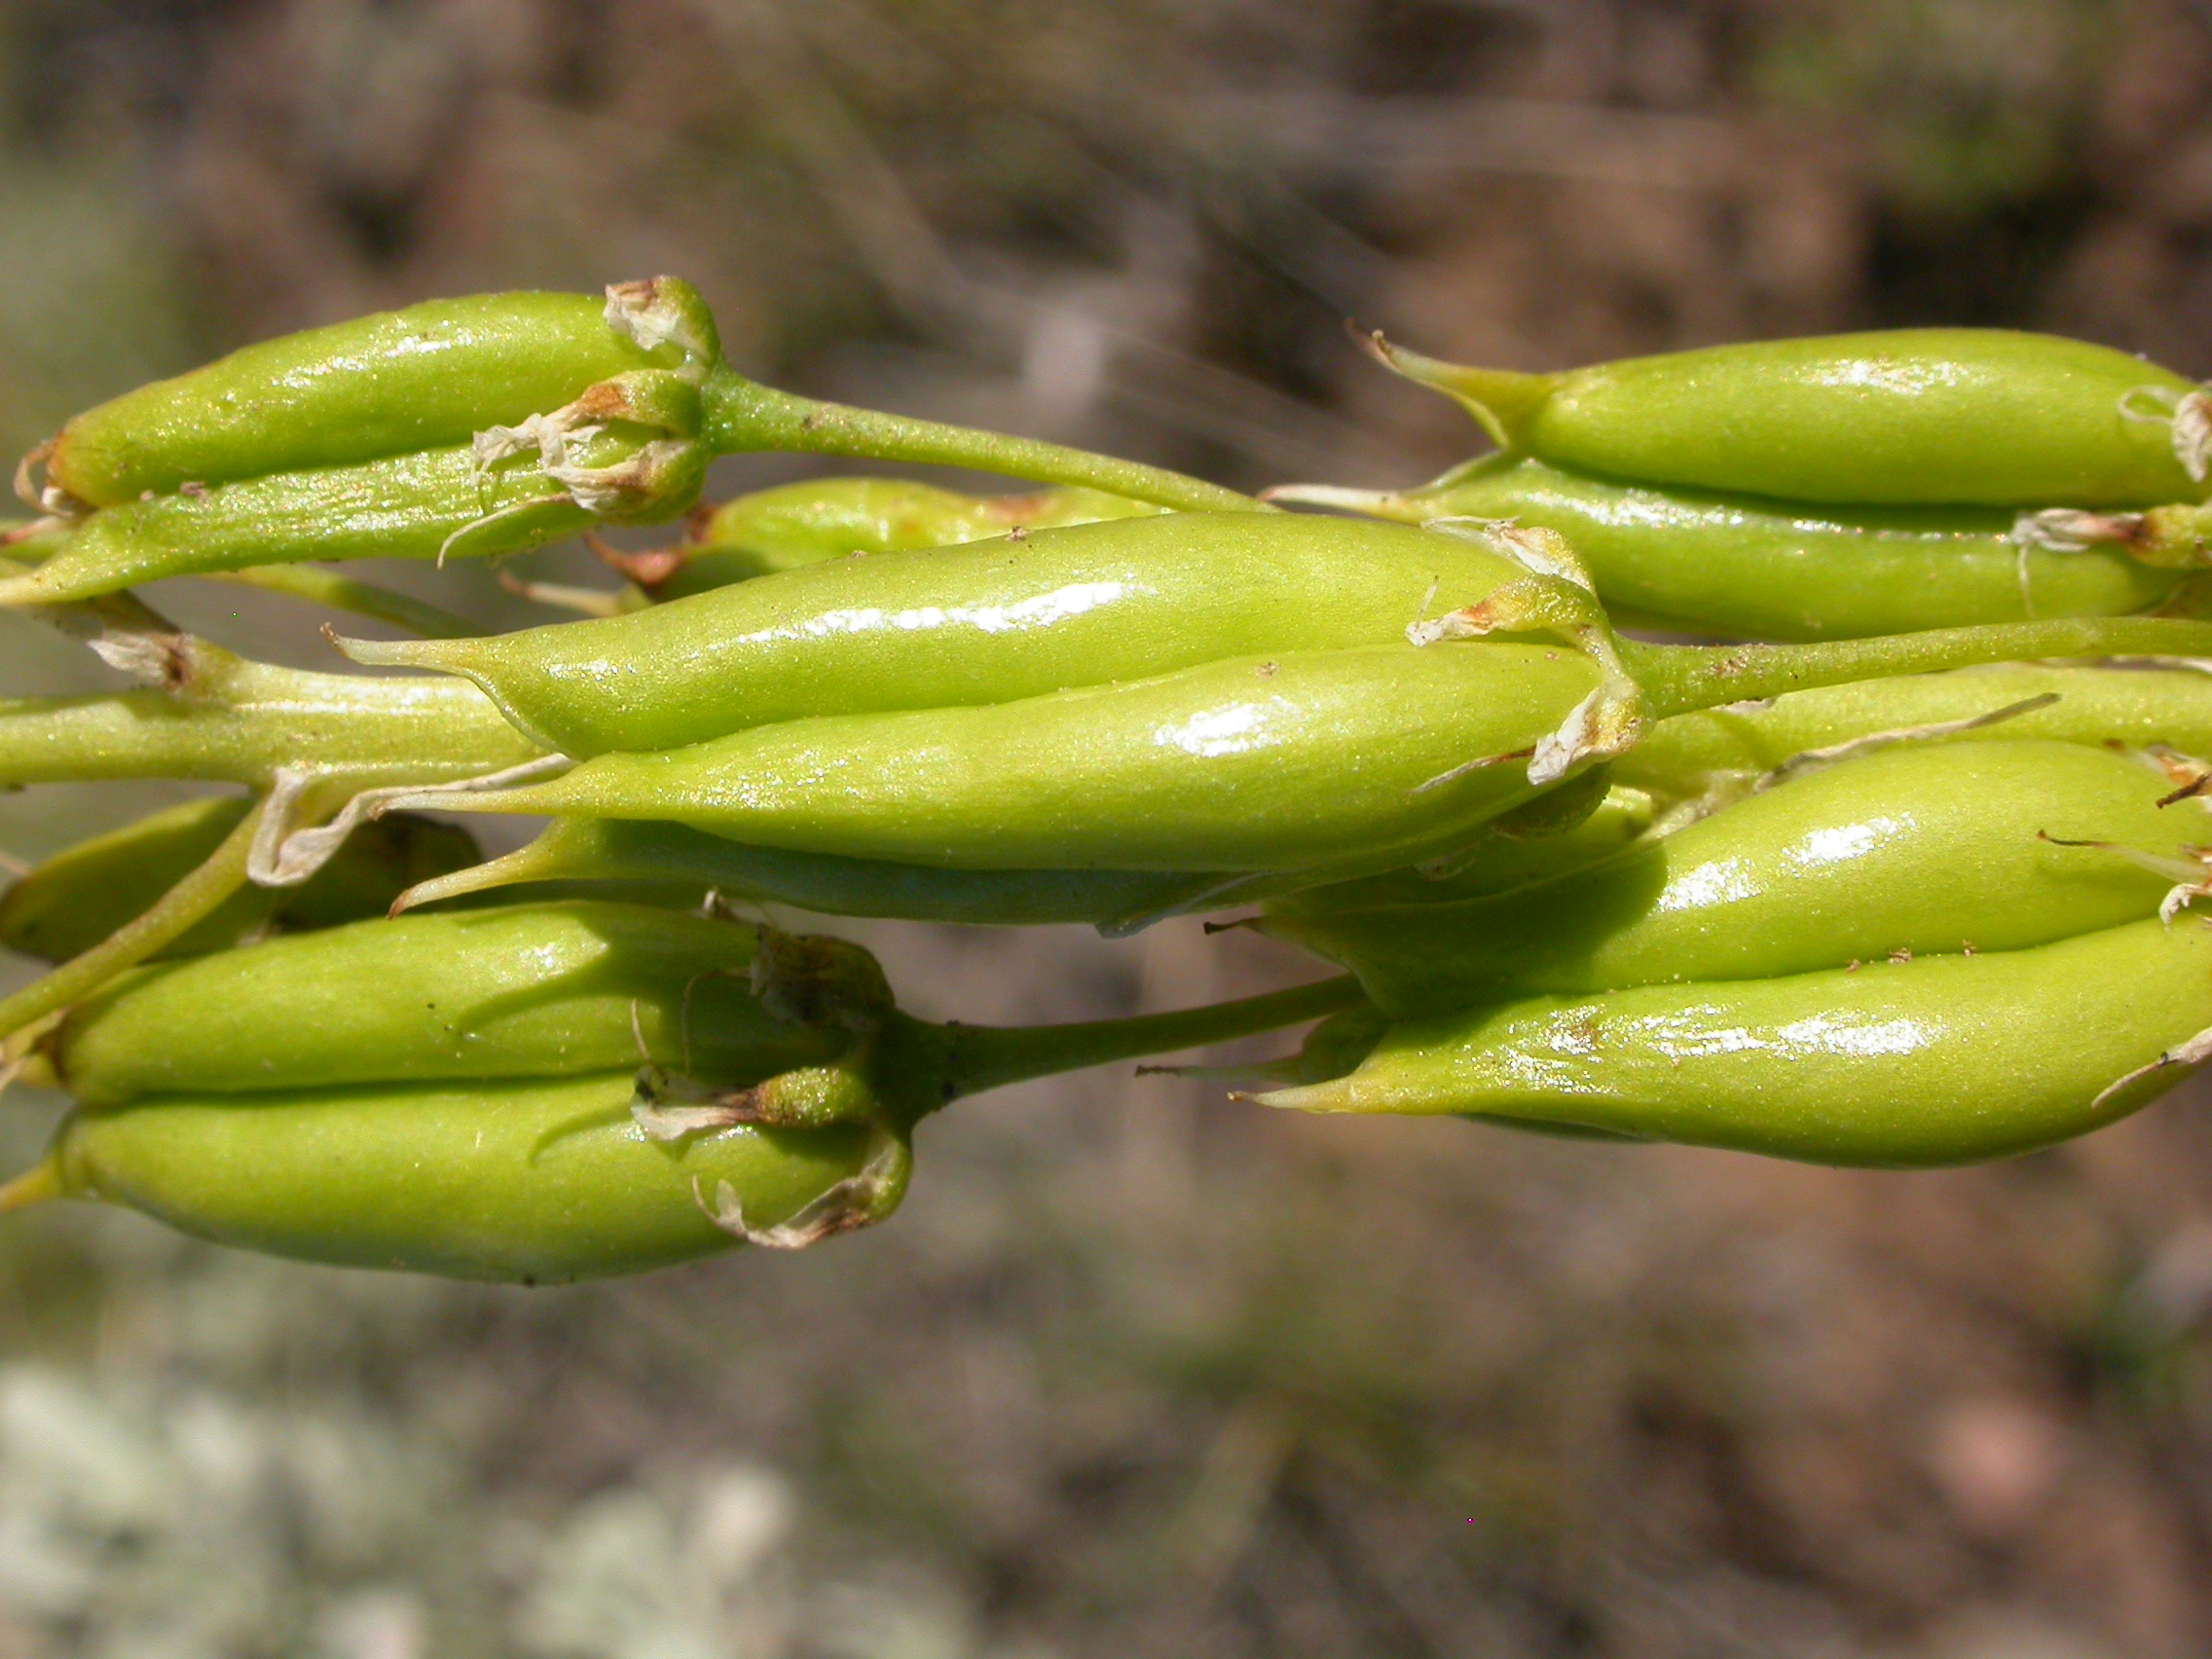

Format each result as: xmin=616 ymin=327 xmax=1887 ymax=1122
xmin=1368 ymin=327 xmax=2211 ymax=508
xmin=0 ymin=279 xmax=1264 ymax=607
xmin=4 ymin=899 xmax=1358 ymax=1279
xmin=1266 ymin=918 xmax=2212 ymax=1166
xmin=1270 ymin=456 xmax=2194 ymax=640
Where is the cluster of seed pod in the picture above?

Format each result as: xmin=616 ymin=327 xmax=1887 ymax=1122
xmin=9 ymin=278 xmax=2212 ymax=1279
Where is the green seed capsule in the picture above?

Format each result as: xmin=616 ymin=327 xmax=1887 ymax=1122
xmin=398 ymin=815 xmax=1226 ymax=931
xmin=1379 ymin=329 xmax=2208 ymax=507
xmin=1267 ymin=917 xmax=2212 ymax=1166
xmin=1617 ymin=662 xmax=2212 ymax=796
xmin=24 ymin=1072 xmax=900 ymax=1282
xmin=1260 ymin=779 xmax=1655 ymax=915
xmin=1273 ymin=455 xmax=2188 ymax=640
xmin=0 ymin=797 xmax=477 ymax=963
xmin=5 ymin=278 xmax=1253 ymax=607
xmin=38 ymin=291 xmax=675 ymax=511
xmin=391 ymin=642 xmax=1607 ymax=873
xmin=1267 ymin=741 xmax=2195 ymax=1016
xmin=11 ymin=420 xmax=711 ymax=605
xmin=633 ymin=478 xmax=1164 ymax=599
xmin=1249 ymin=662 xmax=2212 ymax=918
xmin=50 ymin=901 xmax=858 ymax=1107
xmin=343 ymin=514 xmax=1524 ymax=756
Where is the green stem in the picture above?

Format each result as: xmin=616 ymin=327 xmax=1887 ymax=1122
xmin=203 ymin=566 xmax=482 ymax=639
xmin=905 ymin=974 xmax=1363 ymax=1107
xmin=1 ymin=550 xmax=182 ymax=653
xmin=1623 ymin=617 xmax=2212 ymax=721
xmin=0 ymin=793 xmax=268 ymax=1044
xmin=702 ymin=365 xmax=1271 ymax=516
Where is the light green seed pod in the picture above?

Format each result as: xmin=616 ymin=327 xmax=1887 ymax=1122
xmin=403 ymin=786 xmax=1642 ymax=931
xmin=24 ymin=1072 xmax=901 ymax=1282
xmin=15 ymin=419 xmax=708 ymax=603
xmin=37 ymin=291 xmax=678 ymax=511
xmin=1379 ymin=328 xmax=2209 ymax=507
xmin=380 ymin=611 xmax=2212 ymax=880
xmin=3 ymin=277 xmax=1256 ymax=607
xmin=1267 ymin=917 xmax=2212 ymax=1166
xmin=0 ymin=797 xmax=478 ymax=963
xmin=6 ymin=934 xmax=1354 ymax=1281
xmin=48 ymin=901 xmax=860 ymax=1107
xmin=345 ymin=514 xmax=1525 ymax=756
xmin=396 ymin=815 xmax=1226 ymax=932
xmin=1266 ymin=740 xmax=2198 ymax=1017
xmin=393 ymin=642 xmax=1608 ymax=874
xmin=1617 ymin=662 xmax=2212 ymax=797
xmin=1273 ymin=455 xmax=2188 ymax=640
xmin=1260 ymin=777 xmax=1655 ymax=915
xmin=633 ymin=478 xmax=1164 ymax=599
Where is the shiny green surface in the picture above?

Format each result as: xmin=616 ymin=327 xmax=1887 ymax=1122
xmin=0 ymin=797 xmax=477 ymax=962
xmin=1363 ymin=455 xmax=2184 ymax=639
xmin=15 ymin=445 xmax=606 ymax=603
xmin=430 ymin=816 xmax=1225 ymax=930
xmin=55 ymin=901 xmax=850 ymax=1106
xmin=1417 ymin=329 xmax=2203 ymax=507
xmin=48 ymin=292 xmax=655 ymax=508
xmin=1264 ymin=783 xmax=1655 ymax=914
xmin=1271 ymin=741 xmax=2189 ymax=1016
xmin=433 ymin=643 xmax=1604 ymax=872
xmin=0 ymin=662 xmax=543 ymax=789
xmin=49 ymin=1072 xmax=887 ymax=1281
xmin=354 ymin=514 xmax=1520 ymax=756
xmin=661 ymin=477 xmax=1162 ymax=594
xmin=1618 ymin=663 xmax=2212 ymax=793
xmin=1270 ymin=918 xmax=2212 ymax=1166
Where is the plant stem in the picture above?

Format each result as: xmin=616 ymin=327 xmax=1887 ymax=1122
xmin=702 ymin=366 xmax=1270 ymax=515
xmin=905 ymin=974 xmax=1364 ymax=1109
xmin=204 ymin=566 xmax=482 ymax=638
xmin=1624 ymin=617 xmax=2212 ymax=721
xmin=0 ymin=793 xmax=268 ymax=1044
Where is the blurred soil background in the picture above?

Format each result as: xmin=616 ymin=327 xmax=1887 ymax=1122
xmin=12 ymin=1 xmax=2212 ymax=1654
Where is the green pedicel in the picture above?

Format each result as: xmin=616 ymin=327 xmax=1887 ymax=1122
xmin=1273 ymin=455 xmax=2188 ymax=640
xmin=0 ymin=797 xmax=477 ymax=963
xmin=1265 ymin=740 xmax=2198 ymax=1016
xmin=1265 ymin=918 xmax=2212 ymax=1166
xmin=636 ymin=478 xmax=1163 ymax=598
xmin=342 ymin=514 xmax=1525 ymax=756
xmin=1379 ymin=328 xmax=2209 ymax=508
